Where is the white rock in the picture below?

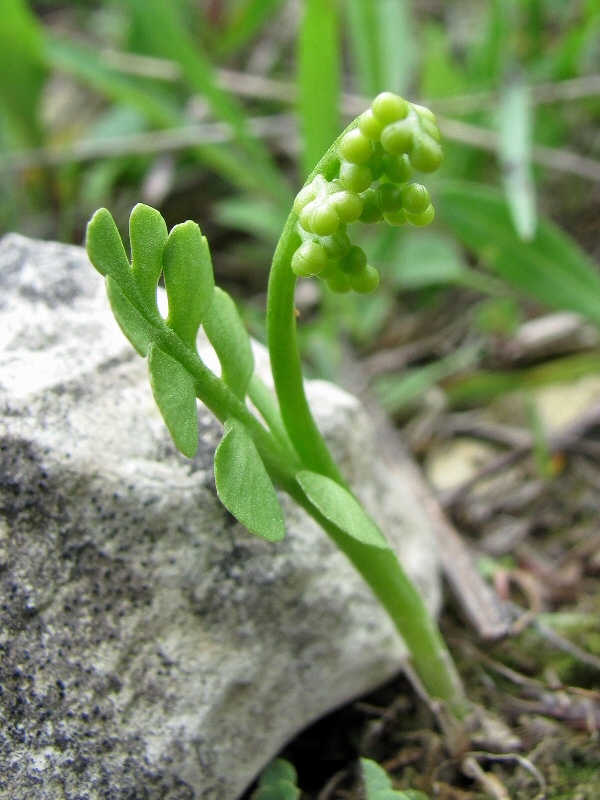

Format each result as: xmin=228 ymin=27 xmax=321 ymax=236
xmin=425 ymin=437 xmax=498 ymax=492
xmin=531 ymin=375 xmax=600 ymax=433
xmin=0 ymin=234 xmax=441 ymax=800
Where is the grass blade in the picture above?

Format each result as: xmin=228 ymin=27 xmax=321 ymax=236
xmin=124 ymin=0 xmax=291 ymax=202
xmin=468 ymin=0 xmax=514 ymax=88
xmin=375 ymin=346 xmax=481 ymax=414
xmin=216 ymin=0 xmax=284 ymax=57
xmin=44 ymin=36 xmax=279 ymax=196
xmin=344 ymin=0 xmax=381 ymax=96
xmin=387 ymin=230 xmax=467 ymax=290
xmin=498 ymin=71 xmax=537 ymax=240
xmin=345 ymin=0 xmax=416 ymax=97
xmin=0 ymin=0 xmax=46 ymax=147
xmin=44 ymin=37 xmax=178 ymax=127
xmin=297 ymin=0 xmax=340 ymax=178
xmin=420 ymin=23 xmax=467 ymax=100
xmin=436 ymin=181 xmax=600 ymax=326
xmin=215 ymin=195 xmax=288 ymax=244
xmin=446 ymin=352 xmax=600 ymax=408
xmin=375 ymin=0 xmax=416 ymax=96
xmin=524 ymin=393 xmax=555 ymax=480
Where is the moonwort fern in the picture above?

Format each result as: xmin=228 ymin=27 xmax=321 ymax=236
xmin=86 ymin=92 xmax=467 ymax=719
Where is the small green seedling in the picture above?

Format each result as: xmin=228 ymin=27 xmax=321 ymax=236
xmin=361 ymin=758 xmax=429 ymax=800
xmin=251 ymin=759 xmax=301 ymax=800
xmin=86 ymin=92 xmax=466 ymax=719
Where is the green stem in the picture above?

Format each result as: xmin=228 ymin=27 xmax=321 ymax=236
xmin=266 ymin=119 xmax=467 ymax=718
xmin=300 ymin=499 xmax=468 ymax=718
xmin=146 ymin=321 xmax=304 ymax=482
xmin=266 ymin=124 xmax=354 ymax=481
xmin=267 ymin=215 xmax=344 ymax=481
xmin=248 ymin=374 xmax=296 ymax=454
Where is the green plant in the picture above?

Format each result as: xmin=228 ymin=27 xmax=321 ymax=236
xmin=251 ymin=759 xmax=301 ymax=800
xmin=86 ymin=91 xmax=466 ymax=719
xmin=361 ymin=758 xmax=429 ymax=799
xmin=251 ymin=756 xmax=430 ymax=799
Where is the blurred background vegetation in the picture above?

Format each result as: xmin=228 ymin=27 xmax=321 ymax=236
xmin=2 ymin=0 xmax=600 ymax=396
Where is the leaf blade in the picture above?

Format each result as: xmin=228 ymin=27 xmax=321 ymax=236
xmin=203 ymin=288 xmax=254 ymax=399
xmin=130 ymin=203 xmax=168 ymax=309
xmin=87 ymin=208 xmax=132 ymax=281
xmin=148 ymin=344 xmax=199 ymax=458
xmin=296 ymin=471 xmax=390 ymax=550
xmin=215 ymin=421 xmax=286 ymax=542
xmin=162 ymin=221 xmax=215 ymax=349
xmin=105 ymin=276 xmax=154 ymax=357
xmin=361 ymin=758 xmax=428 ymax=799
xmin=361 ymin=759 xmax=392 ymax=795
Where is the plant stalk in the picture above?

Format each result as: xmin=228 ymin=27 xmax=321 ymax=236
xmin=265 ymin=126 xmax=468 ymax=718
xmin=266 ymin=124 xmax=352 ymax=481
